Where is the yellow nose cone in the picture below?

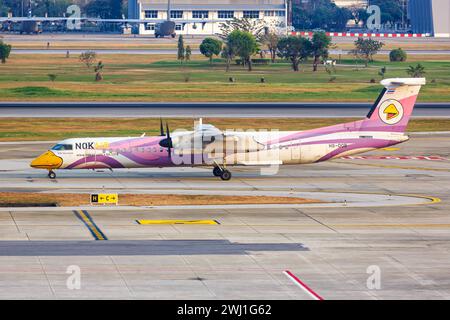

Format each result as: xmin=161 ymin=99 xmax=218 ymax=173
xmin=30 ymin=151 xmax=63 ymax=169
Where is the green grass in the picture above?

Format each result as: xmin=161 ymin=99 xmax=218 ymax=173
xmin=0 ymin=54 xmax=449 ymax=102
xmin=1 ymin=118 xmax=450 ymax=142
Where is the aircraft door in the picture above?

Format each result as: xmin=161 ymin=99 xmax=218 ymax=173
xmin=290 ymin=141 xmax=301 ymax=163
xmin=84 ymin=148 xmax=97 ymax=167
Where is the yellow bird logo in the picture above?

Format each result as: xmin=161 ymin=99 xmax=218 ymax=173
xmin=383 ymin=104 xmax=399 ymax=120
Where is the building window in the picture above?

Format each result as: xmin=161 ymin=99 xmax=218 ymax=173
xmin=192 ymin=10 xmax=209 ymax=19
xmin=243 ymin=11 xmax=259 ymax=19
xmin=144 ymin=10 xmax=158 ymax=19
xmin=175 ymin=24 xmax=183 ymax=31
xmin=170 ymin=10 xmax=183 ymax=19
xmin=264 ymin=10 xmax=275 ymax=17
xmin=276 ymin=10 xmax=285 ymax=17
xmin=145 ymin=23 xmax=155 ymax=30
xmin=218 ymin=11 xmax=234 ymax=19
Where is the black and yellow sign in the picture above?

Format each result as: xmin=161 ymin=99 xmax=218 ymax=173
xmin=91 ymin=193 xmax=119 ymax=205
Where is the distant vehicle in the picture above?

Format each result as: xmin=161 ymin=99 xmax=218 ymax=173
xmin=31 ymin=78 xmax=426 ymax=181
xmin=0 ymin=18 xmax=42 ymax=34
xmin=154 ymin=0 xmax=176 ymax=38
xmin=154 ymin=20 xmax=176 ymax=38
xmin=20 ymin=20 xmax=42 ymax=34
xmin=0 ymin=1 xmax=223 ymax=37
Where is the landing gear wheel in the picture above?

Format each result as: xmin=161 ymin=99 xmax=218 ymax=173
xmin=213 ymin=166 xmax=222 ymax=177
xmin=48 ymin=171 xmax=56 ymax=179
xmin=220 ymin=170 xmax=232 ymax=181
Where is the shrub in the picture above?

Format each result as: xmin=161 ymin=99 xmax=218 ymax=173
xmin=0 ymin=40 xmax=12 ymax=64
xmin=406 ymin=63 xmax=426 ymax=78
xmin=79 ymin=51 xmax=97 ymax=68
xmin=389 ymin=48 xmax=407 ymax=62
xmin=235 ymin=58 xmax=271 ymax=65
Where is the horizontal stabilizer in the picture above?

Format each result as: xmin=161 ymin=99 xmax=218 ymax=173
xmin=381 ymin=78 xmax=426 ymax=87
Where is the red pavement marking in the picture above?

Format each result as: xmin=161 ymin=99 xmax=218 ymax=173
xmin=284 ymin=270 xmax=324 ymax=300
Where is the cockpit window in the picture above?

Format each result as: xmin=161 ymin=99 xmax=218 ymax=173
xmin=51 ymin=144 xmax=73 ymax=151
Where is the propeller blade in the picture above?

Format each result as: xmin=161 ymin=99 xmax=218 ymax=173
xmin=159 ymin=118 xmax=164 ymax=136
xmin=165 ymin=122 xmax=172 ymax=159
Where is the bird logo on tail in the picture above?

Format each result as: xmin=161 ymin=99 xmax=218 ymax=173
xmin=378 ymin=100 xmax=404 ymax=125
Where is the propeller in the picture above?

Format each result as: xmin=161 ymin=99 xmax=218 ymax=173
xmin=159 ymin=121 xmax=173 ymax=159
xmin=159 ymin=117 xmax=165 ymax=136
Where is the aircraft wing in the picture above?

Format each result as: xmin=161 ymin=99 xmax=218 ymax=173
xmin=173 ymin=122 xmax=266 ymax=155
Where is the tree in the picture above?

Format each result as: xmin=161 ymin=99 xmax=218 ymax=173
xmin=185 ymin=46 xmax=192 ymax=62
xmin=262 ymin=32 xmax=280 ymax=63
xmin=277 ymin=36 xmax=311 ymax=72
xmin=292 ymin=0 xmax=351 ymax=32
xmin=199 ymin=38 xmax=222 ymax=65
xmin=1 ymin=0 xmax=72 ymax=17
xmin=310 ymin=31 xmax=332 ymax=72
xmin=349 ymin=5 xmax=369 ymax=26
xmin=378 ymin=66 xmax=387 ymax=79
xmin=0 ymin=40 xmax=12 ymax=64
xmin=226 ymin=30 xmax=258 ymax=72
xmin=79 ymin=51 xmax=97 ymax=68
xmin=0 ymin=1 xmax=9 ymax=16
xmin=369 ymin=0 xmax=403 ymax=25
xmin=177 ymin=35 xmax=185 ymax=63
xmin=85 ymin=0 xmax=123 ymax=19
xmin=407 ymin=64 xmax=426 ymax=78
xmin=389 ymin=48 xmax=407 ymax=62
xmin=221 ymin=44 xmax=235 ymax=72
xmin=350 ymin=38 xmax=384 ymax=67
xmin=219 ymin=18 xmax=267 ymax=42
xmin=47 ymin=74 xmax=57 ymax=82
xmin=94 ymin=61 xmax=104 ymax=81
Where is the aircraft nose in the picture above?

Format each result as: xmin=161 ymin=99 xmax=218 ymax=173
xmin=30 ymin=151 xmax=63 ymax=169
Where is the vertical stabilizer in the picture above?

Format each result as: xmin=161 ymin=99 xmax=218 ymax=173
xmin=362 ymin=78 xmax=426 ymax=133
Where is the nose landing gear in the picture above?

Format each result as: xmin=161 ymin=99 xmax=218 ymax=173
xmin=48 ymin=170 xmax=56 ymax=179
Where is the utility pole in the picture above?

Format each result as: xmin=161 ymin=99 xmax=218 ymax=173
xmin=167 ymin=0 xmax=171 ymax=20
xmin=401 ymin=0 xmax=405 ymax=30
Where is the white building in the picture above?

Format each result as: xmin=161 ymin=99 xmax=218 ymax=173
xmin=332 ymin=0 xmax=368 ymax=8
xmin=128 ymin=0 xmax=288 ymax=35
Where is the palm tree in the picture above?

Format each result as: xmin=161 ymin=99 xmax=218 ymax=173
xmin=406 ymin=64 xmax=426 ymax=78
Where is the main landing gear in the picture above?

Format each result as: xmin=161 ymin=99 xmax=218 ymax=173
xmin=212 ymin=166 xmax=232 ymax=181
xmin=48 ymin=170 xmax=56 ymax=179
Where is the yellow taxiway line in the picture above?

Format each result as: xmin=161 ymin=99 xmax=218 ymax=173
xmin=136 ymin=219 xmax=220 ymax=225
xmin=73 ymin=210 xmax=108 ymax=240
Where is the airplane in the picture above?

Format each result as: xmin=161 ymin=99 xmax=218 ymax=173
xmin=30 ymin=78 xmax=425 ymax=181
xmin=0 ymin=0 xmax=227 ymax=37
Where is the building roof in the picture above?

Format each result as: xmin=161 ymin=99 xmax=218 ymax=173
xmin=138 ymin=0 xmax=286 ymax=11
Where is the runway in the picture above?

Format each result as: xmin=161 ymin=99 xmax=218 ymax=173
xmin=0 ymin=103 xmax=449 ymax=118
xmin=0 ymin=133 xmax=449 ymax=299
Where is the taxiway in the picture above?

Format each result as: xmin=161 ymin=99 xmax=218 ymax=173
xmin=0 ymin=133 xmax=449 ymax=299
